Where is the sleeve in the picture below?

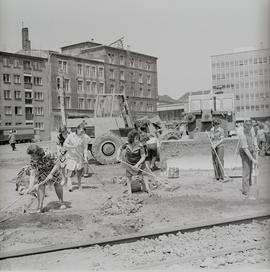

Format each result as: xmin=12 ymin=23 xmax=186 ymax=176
xmin=239 ymin=134 xmax=248 ymax=149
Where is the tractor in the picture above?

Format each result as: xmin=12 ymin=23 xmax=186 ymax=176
xmin=66 ymin=94 xmax=134 ymax=165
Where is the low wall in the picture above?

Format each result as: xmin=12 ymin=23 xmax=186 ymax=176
xmin=160 ymin=135 xmax=241 ymax=172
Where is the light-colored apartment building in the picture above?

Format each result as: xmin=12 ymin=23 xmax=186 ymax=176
xmin=211 ymin=48 xmax=270 ymax=120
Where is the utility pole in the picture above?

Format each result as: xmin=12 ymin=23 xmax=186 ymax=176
xmin=57 ymin=70 xmax=66 ymax=127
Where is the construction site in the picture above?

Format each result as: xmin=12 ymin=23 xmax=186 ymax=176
xmin=0 ymin=85 xmax=270 ymax=270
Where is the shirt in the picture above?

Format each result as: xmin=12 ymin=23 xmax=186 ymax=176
xmin=64 ymin=132 xmax=85 ymax=170
xmin=122 ymin=142 xmax=145 ymax=165
xmin=239 ymin=132 xmax=257 ymax=153
xmin=210 ymin=126 xmax=224 ymax=147
xmin=29 ymin=152 xmax=62 ymax=184
xmin=257 ymin=129 xmax=266 ymax=142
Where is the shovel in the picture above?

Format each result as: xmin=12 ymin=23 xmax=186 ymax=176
xmin=249 ymin=152 xmax=259 ymax=200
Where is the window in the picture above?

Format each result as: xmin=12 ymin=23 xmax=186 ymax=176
xmin=120 ymin=55 xmax=124 ymax=65
xmin=139 ymin=73 xmax=143 ymax=83
xmin=77 ymin=80 xmax=83 ymax=92
xmin=235 ymin=95 xmax=240 ymax=100
xmin=35 ymin=122 xmax=44 ymax=130
xmin=32 ymin=62 xmax=38 ymax=70
xmin=147 ymin=74 xmax=151 ymax=85
xmin=91 ymin=66 xmax=96 ymax=77
xmin=99 ymin=83 xmax=104 ymax=93
xmin=266 ymin=92 xmax=269 ymax=98
xmin=58 ymin=60 xmax=68 ymax=73
xmin=254 ymin=58 xmax=257 ymax=64
xmin=35 ymin=107 xmax=44 ymax=115
xmin=5 ymin=106 xmax=12 ymax=115
xmin=130 ymin=58 xmax=135 ymax=67
xmin=86 ymin=81 xmax=91 ymax=93
xmin=77 ymin=64 xmax=83 ymax=75
xmin=246 ymin=106 xmax=250 ymax=110
xmin=64 ymin=97 xmax=71 ymax=109
xmin=78 ymin=98 xmax=84 ymax=109
xmin=14 ymin=59 xmax=20 ymax=68
xmin=120 ymin=85 xmax=125 ymax=93
xmin=120 ymin=71 xmax=125 ymax=81
xmin=5 ymin=122 xmax=12 ymax=126
xmin=260 ymin=93 xmax=264 ymax=98
xmin=98 ymin=67 xmax=104 ymax=78
xmin=212 ymin=63 xmax=216 ymax=68
xmin=4 ymin=90 xmax=11 ymax=99
xmin=110 ymin=84 xmax=115 ymax=93
xmin=25 ymin=91 xmax=32 ymax=99
xmin=139 ymin=87 xmax=143 ymax=97
xmin=259 ymin=57 xmax=262 ymax=63
xmin=34 ymin=92 xmax=44 ymax=100
xmin=239 ymin=60 xmax=243 ymax=66
xmin=109 ymin=69 xmax=114 ymax=79
xmin=251 ymin=105 xmax=255 ymax=110
xmin=263 ymin=57 xmax=267 ymax=63
xmin=15 ymin=91 xmax=22 ymax=100
xmin=108 ymin=53 xmax=114 ymax=64
xmin=15 ymin=106 xmax=22 ymax=115
xmin=16 ymin=122 xmax=22 ymax=125
xmin=146 ymin=62 xmax=151 ymax=71
xmin=147 ymin=89 xmax=152 ymax=98
xmin=130 ymin=72 xmax=134 ymax=82
xmin=86 ymin=65 xmax=90 ymax=77
xmin=24 ymin=75 xmax=32 ymax=84
xmin=86 ymin=99 xmax=92 ymax=109
xmin=14 ymin=75 xmax=21 ymax=84
xmin=246 ymin=93 xmax=249 ymax=99
xmin=34 ymin=77 xmax=42 ymax=86
xmin=3 ymin=57 xmax=11 ymax=67
xmin=255 ymin=105 xmax=259 ymax=111
xmin=63 ymin=79 xmax=70 ymax=92
xmin=23 ymin=60 xmax=31 ymax=70
xmin=244 ymin=59 xmax=248 ymax=65
xmin=240 ymin=71 xmax=243 ymax=77
xmin=261 ymin=104 xmax=265 ymax=109
xmin=3 ymin=74 xmax=11 ymax=83
xmin=91 ymin=82 xmax=97 ymax=94
xmin=138 ymin=59 xmax=142 ymax=69
xmin=245 ymin=71 xmax=248 ymax=77
xmin=266 ymin=104 xmax=269 ymax=109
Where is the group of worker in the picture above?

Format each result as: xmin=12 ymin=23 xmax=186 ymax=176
xmin=210 ymin=118 xmax=260 ymax=197
xmin=18 ymin=117 xmax=263 ymax=213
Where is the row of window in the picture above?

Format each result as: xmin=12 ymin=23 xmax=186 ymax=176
xmin=2 ymin=57 xmax=43 ymax=71
xmin=1 ymin=122 xmax=44 ymax=129
xmin=107 ymin=52 xmax=152 ymax=71
xmin=109 ymin=69 xmax=152 ymax=84
xmin=213 ymin=80 xmax=270 ymax=90
xmin=3 ymin=74 xmax=43 ymax=85
xmin=236 ymin=104 xmax=269 ymax=112
xmin=57 ymin=96 xmax=154 ymax=112
xmin=3 ymin=106 xmax=44 ymax=116
xmin=2 ymin=90 xmax=44 ymax=101
xmin=58 ymin=60 xmax=104 ymax=78
xmin=212 ymin=56 xmax=269 ymax=68
xmin=235 ymin=92 xmax=270 ymax=100
xmin=212 ymin=68 xmax=270 ymax=80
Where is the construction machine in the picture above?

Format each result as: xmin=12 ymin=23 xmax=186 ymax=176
xmin=184 ymin=92 xmax=236 ymax=137
xmin=66 ymin=93 xmax=134 ymax=164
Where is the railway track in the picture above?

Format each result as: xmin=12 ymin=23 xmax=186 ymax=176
xmin=0 ymin=210 xmax=269 ymax=266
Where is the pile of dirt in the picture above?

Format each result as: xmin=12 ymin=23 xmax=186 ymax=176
xmin=101 ymin=196 xmax=144 ymax=216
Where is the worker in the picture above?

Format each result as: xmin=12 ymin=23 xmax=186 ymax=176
xmin=82 ymin=127 xmax=92 ymax=177
xmin=209 ymin=118 xmax=225 ymax=182
xmin=9 ymin=129 xmax=16 ymax=151
xmin=239 ymin=120 xmax=258 ymax=196
xmin=257 ymin=123 xmax=266 ymax=156
xmin=25 ymin=144 xmax=66 ymax=213
xmin=117 ymin=129 xmax=151 ymax=195
xmin=63 ymin=124 xmax=88 ymax=191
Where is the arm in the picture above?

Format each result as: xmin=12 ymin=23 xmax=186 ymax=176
xmin=214 ymin=128 xmax=225 ymax=148
xmin=243 ymin=148 xmax=258 ymax=164
xmin=26 ymin=170 xmax=36 ymax=193
xmin=134 ymin=147 xmax=146 ymax=168
xmin=116 ymin=146 xmax=123 ymax=162
xmin=63 ymin=135 xmax=77 ymax=148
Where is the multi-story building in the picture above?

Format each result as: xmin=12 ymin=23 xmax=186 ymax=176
xmin=0 ymin=51 xmax=51 ymax=140
xmin=61 ymin=41 xmax=158 ymax=118
xmin=211 ymin=48 xmax=270 ymax=120
xmin=49 ymin=52 xmax=105 ymax=130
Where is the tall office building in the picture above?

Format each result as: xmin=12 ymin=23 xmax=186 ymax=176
xmin=211 ymin=48 xmax=270 ymax=120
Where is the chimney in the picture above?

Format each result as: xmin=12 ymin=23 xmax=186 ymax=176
xmin=22 ymin=27 xmax=31 ymax=50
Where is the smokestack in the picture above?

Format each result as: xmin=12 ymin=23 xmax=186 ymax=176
xmin=22 ymin=27 xmax=31 ymax=50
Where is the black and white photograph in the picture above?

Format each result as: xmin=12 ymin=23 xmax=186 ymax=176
xmin=0 ymin=0 xmax=270 ymax=270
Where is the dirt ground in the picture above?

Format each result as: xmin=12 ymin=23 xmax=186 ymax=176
xmin=0 ymin=141 xmax=270 ymax=269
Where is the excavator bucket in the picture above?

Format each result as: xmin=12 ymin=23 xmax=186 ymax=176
xmin=159 ymin=133 xmax=242 ymax=178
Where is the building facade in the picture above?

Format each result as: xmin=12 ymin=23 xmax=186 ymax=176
xmin=0 ymin=51 xmax=51 ymax=140
xmin=49 ymin=53 xmax=105 ymax=130
xmin=61 ymin=42 xmax=158 ymax=119
xmin=211 ymin=48 xmax=270 ymax=120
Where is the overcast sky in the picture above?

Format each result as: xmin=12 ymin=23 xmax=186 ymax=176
xmin=0 ymin=0 xmax=269 ymax=99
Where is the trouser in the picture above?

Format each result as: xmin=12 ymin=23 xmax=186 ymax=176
xmin=239 ymin=148 xmax=253 ymax=194
xmin=258 ymin=140 xmax=266 ymax=156
xmin=10 ymin=143 xmax=16 ymax=151
xmin=211 ymin=145 xmax=224 ymax=180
